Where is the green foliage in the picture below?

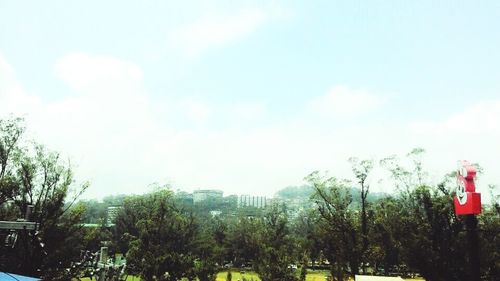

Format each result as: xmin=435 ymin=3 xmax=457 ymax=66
xmin=117 ymin=190 xmax=198 ymax=281
xmin=349 ymin=157 xmax=374 ymax=273
xmin=368 ymin=196 xmax=403 ymax=274
xmin=80 ymin=194 xmax=128 ymax=224
xmin=291 ymin=209 xmax=323 ymax=266
xmin=253 ymin=203 xmax=298 ymax=281
xmin=226 ymin=216 xmax=262 ymax=267
xmin=275 ymin=185 xmax=314 ymax=199
xmin=192 ymin=218 xmax=222 ymax=281
xmin=478 ymin=196 xmax=500 ymax=280
xmin=385 ymin=185 xmax=468 ymax=280
xmin=0 ymin=117 xmax=88 ymax=279
xmin=4 ymin=120 xmax=497 ymax=281
xmin=307 ymin=171 xmax=360 ymax=280
xmin=194 ymin=258 xmax=217 ymax=281
xmin=304 ymin=149 xmax=499 ymax=281
xmin=374 ymin=149 xmax=499 ymax=281
xmin=204 ymin=216 xmax=230 ymax=266
xmin=299 ymin=256 xmax=307 ymax=281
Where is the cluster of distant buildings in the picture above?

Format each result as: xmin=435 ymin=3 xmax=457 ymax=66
xmin=104 ymin=189 xmax=271 ymax=225
xmin=184 ymin=189 xmax=271 ymax=208
xmin=195 ymin=189 xmax=268 ymax=207
xmin=104 ymin=188 xmax=313 ymax=225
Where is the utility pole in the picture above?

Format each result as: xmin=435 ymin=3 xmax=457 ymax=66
xmin=0 ymin=205 xmax=37 ymax=248
xmin=454 ymin=160 xmax=482 ymax=281
xmin=466 ymin=215 xmax=480 ymax=281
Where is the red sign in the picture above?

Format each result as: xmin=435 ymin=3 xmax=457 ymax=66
xmin=454 ymin=160 xmax=481 ymax=215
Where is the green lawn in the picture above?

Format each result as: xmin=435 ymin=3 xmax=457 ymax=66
xmin=216 ymin=270 xmax=260 ymax=281
xmin=78 ymin=270 xmax=424 ymax=281
xmin=215 ymin=270 xmax=424 ymax=281
xmin=215 ymin=270 xmax=341 ymax=281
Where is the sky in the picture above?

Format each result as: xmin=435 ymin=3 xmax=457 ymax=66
xmin=1 ymin=1 xmax=499 ymax=201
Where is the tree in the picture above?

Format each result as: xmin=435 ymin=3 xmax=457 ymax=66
xmin=116 ymin=190 xmax=198 ymax=281
xmin=378 ymin=149 xmax=474 ymax=281
xmin=114 ymin=194 xmax=142 ymax=255
xmin=379 ymin=148 xmax=428 ymax=199
xmin=205 ymin=216 xmax=230 ymax=266
xmin=291 ymin=209 xmax=323 ymax=268
xmin=404 ymin=186 xmax=468 ymax=281
xmin=254 ymin=203 xmax=297 ymax=281
xmin=226 ymin=216 xmax=261 ymax=267
xmin=192 ymin=216 xmax=223 ymax=281
xmin=348 ymin=157 xmax=374 ymax=273
xmin=368 ymin=197 xmax=403 ymax=275
xmin=304 ymin=148 xmax=500 ymax=280
xmin=478 ymin=187 xmax=500 ymax=280
xmin=0 ymin=117 xmax=88 ymax=279
xmin=306 ymin=171 xmax=359 ymax=280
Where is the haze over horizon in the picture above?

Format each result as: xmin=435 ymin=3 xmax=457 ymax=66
xmin=1 ymin=1 xmax=499 ymax=201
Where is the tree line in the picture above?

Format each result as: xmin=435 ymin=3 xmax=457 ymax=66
xmin=0 ymin=117 xmax=499 ymax=281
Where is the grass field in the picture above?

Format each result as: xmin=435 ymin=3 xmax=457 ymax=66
xmin=78 ymin=270 xmax=425 ymax=281
xmin=215 ymin=270 xmax=326 ymax=281
xmin=214 ymin=270 xmax=424 ymax=281
xmin=215 ymin=270 xmax=260 ymax=281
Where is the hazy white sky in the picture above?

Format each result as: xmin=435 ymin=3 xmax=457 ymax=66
xmin=1 ymin=1 xmax=499 ymax=200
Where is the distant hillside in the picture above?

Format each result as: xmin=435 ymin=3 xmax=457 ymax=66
xmin=275 ymin=185 xmax=388 ymax=203
xmin=350 ymin=187 xmax=389 ymax=202
xmin=274 ymin=185 xmax=314 ymax=199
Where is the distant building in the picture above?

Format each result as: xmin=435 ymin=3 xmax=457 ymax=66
xmin=175 ymin=191 xmax=194 ymax=206
xmin=106 ymin=206 xmax=122 ymax=226
xmin=224 ymin=194 xmax=238 ymax=208
xmin=238 ymin=195 xmax=268 ymax=208
xmin=193 ymin=189 xmax=223 ymax=203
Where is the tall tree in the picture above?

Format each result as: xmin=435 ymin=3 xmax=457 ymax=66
xmin=307 ymin=171 xmax=359 ymax=280
xmin=368 ymin=196 xmax=402 ymax=275
xmin=254 ymin=203 xmax=297 ymax=281
xmin=349 ymin=157 xmax=374 ymax=273
xmin=117 ymin=190 xmax=198 ymax=281
xmin=379 ymin=149 xmax=469 ymax=281
xmin=291 ymin=209 xmax=323 ymax=267
xmin=0 ymin=117 xmax=88 ymax=279
xmin=226 ymin=216 xmax=261 ymax=267
xmin=478 ymin=186 xmax=500 ymax=280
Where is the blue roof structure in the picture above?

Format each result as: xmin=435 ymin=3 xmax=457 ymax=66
xmin=0 ymin=272 xmax=41 ymax=281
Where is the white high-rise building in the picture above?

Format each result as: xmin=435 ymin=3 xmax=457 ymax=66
xmin=193 ymin=189 xmax=223 ymax=203
xmin=238 ymin=195 xmax=268 ymax=208
xmin=106 ymin=206 xmax=122 ymax=226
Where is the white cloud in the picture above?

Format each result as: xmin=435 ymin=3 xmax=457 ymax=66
xmin=182 ymin=99 xmax=212 ymax=124
xmin=2 ymin=53 xmax=499 ymax=201
xmin=54 ymin=53 xmax=143 ymax=93
xmin=0 ymin=53 xmax=296 ymax=198
xmin=169 ymin=8 xmax=271 ymax=57
xmin=224 ymin=102 xmax=267 ymax=123
xmin=308 ymin=85 xmax=385 ymax=117
xmin=1 ymin=53 xmax=159 ymax=198
xmin=407 ymin=100 xmax=500 ymax=200
xmin=410 ymin=100 xmax=500 ymax=136
xmin=0 ymin=54 xmax=41 ymax=117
